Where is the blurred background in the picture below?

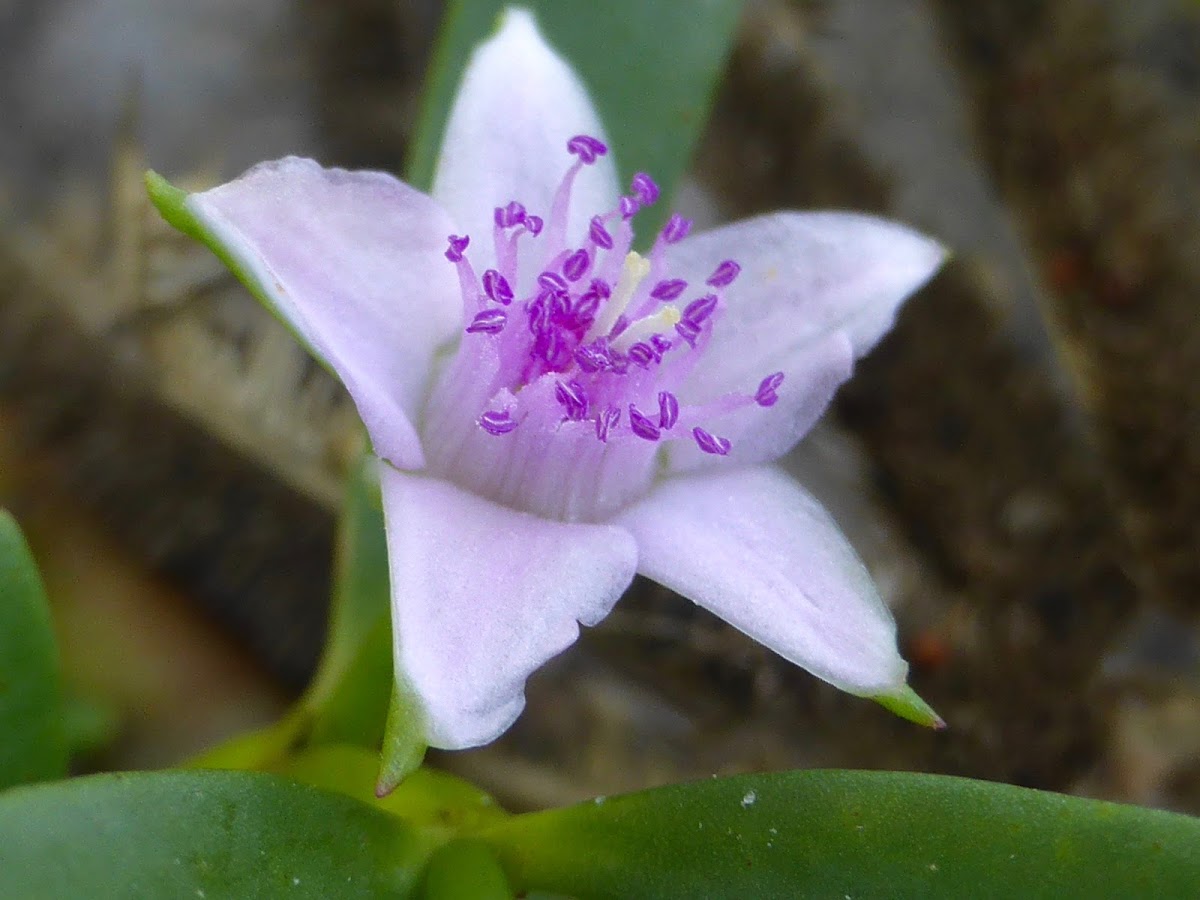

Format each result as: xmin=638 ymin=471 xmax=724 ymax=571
xmin=3 ymin=0 xmax=1200 ymax=813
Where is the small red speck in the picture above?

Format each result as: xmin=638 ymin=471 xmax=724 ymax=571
xmin=909 ymin=631 xmax=950 ymax=673
xmin=1045 ymin=249 xmax=1083 ymax=294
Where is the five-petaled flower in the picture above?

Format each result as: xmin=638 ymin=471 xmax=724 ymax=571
xmin=150 ymin=8 xmax=945 ymax=751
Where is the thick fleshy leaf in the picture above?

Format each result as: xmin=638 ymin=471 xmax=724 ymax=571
xmin=0 ymin=512 xmax=67 ymax=790
xmin=411 ymin=1 xmax=742 ymax=240
xmin=668 ymin=331 xmax=855 ymax=473
xmin=164 ymin=158 xmax=461 ymax=469
xmin=306 ymin=450 xmax=394 ymax=748
xmin=421 ymin=840 xmax=514 ymax=900
xmin=664 ymin=212 xmax=946 ymax=400
xmin=481 ymin=770 xmax=1200 ymax=898
xmin=616 ymin=465 xmax=906 ymax=696
xmin=0 ymin=771 xmax=434 ymax=899
xmin=381 ymin=469 xmax=638 ymax=750
xmin=186 ymin=451 xmax=400 ymax=773
xmin=430 ymin=8 xmax=619 ymax=271
xmin=275 ymin=746 xmax=508 ymax=833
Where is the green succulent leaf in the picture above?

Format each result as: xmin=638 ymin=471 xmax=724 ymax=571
xmin=185 ymin=450 xmax=405 ymax=775
xmin=306 ymin=451 xmax=396 ymax=749
xmin=421 ymin=839 xmax=514 ymax=900
xmin=482 ymin=769 xmax=1200 ymax=898
xmin=0 ymin=512 xmax=67 ymax=790
xmin=0 ymin=770 xmax=437 ymax=899
xmin=275 ymin=744 xmax=507 ymax=833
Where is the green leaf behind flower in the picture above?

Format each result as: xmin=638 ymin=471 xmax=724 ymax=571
xmin=481 ymin=769 xmax=1200 ymax=898
xmin=0 ymin=770 xmax=434 ymax=900
xmin=0 ymin=512 xmax=67 ymax=790
xmin=408 ymin=0 xmax=745 ymax=239
xmin=185 ymin=451 xmax=409 ymax=773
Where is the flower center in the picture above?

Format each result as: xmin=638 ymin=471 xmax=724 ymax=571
xmin=420 ymin=135 xmax=782 ymax=521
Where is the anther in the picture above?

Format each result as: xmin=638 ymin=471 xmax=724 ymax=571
xmin=595 ymin=405 xmax=620 ymax=442
xmin=479 ymin=410 xmax=518 ymax=435
xmin=693 ymin=427 xmax=731 ymax=455
xmin=755 ymin=372 xmax=785 ymax=407
xmin=660 ymin=214 xmax=692 ymax=244
xmin=658 ymin=391 xmax=679 ymax=429
xmin=445 ymin=234 xmax=470 ymax=262
xmin=589 ymin=216 xmax=614 ymax=249
xmin=575 ymin=340 xmax=613 ymax=373
xmin=563 ymin=249 xmax=590 ymax=282
xmin=555 ymin=380 xmax=589 ymax=420
xmin=631 ymin=173 xmax=660 ymax=205
xmin=466 ymin=309 xmax=507 ymax=334
xmin=494 ymin=201 xmax=526 ymax=229
xmin=675 ymin=318 xmax=701 ymax=346
xmin=627 ymin=342 xmax=654 ymax=368
xmin=650 ymin=279 xmax=687 ymax=301
xmin=706 ymin=260 xmax=741 ymax=287
xmin=628 ymin=405 xmax=662 ymax=441
xmin=567 ymin=134 xmax=608 ymax=164
xmin=538 ymin=271 xmax=568 ymax=293
xmin=482 ymin=269 xmax=513 ymax=305
xmin=682 ymin=294 xmax=718 ymax=325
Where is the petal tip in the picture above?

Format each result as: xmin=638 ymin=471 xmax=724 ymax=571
xmin=377 ymin=680 xmax=429 ymax=795
xmin=873 ymin=684 xmax=946 ymax=730
xmin=497 ymin=4 xmax=538 ymax=32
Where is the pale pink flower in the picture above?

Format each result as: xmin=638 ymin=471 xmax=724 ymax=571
xmin=152 ymin=9 xmax=945 ymax=750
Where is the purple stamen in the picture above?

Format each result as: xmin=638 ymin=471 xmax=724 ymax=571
xmin=644 ymin=338 xmax=665 ymax=364
xmin=555 ymin=380 xmax=589 ymax=420
xmin=650 ymin=279 xmax=688 ymax=301
xmin=661 ymin=214 xmax=692 ymax=244
xmin=445 ymin=234 xmax=470 ymax=262
xmin=693 ymin=427 xmax=731 ymax=455
xmin=449 ymin=150 xmax=759 ymax=485
xmin=596 ymin=405 xmax=620 ymax=442
xmin=494 ymin=201 xmax=527 ymax=229
xmin=627 ymin=342 xmax=655 ymax=369
xmin=571 ymin=295 xmax=600 ymax=326
xmin=575 ymin=340 xmax=613 ymax=373
xmin=629 ymin=405 xmax=662 ymax=441
xmin=675 ymin=318 xmax=701 ymax=347
xmin=538 ymin=271 xmax=568 ymax=293
xmin=682 ymin=294 xmax=718 ymax=325
xmin=563 ymin=249 xmax=590 ymax=282
xmin=482 ymin=269 xmax=513 ymax=305
xmin=589 ymin=216 xmax=614 ymax=249
xmin=706 ymin=260 xmax=741 ymax=287
xmin=755 ymin=371 xmax=785 ymax=407
xmin=631 ymin=173 xmax=660 ymax=205
xmin=466 ymin=309 xmax=507 ymax=334
xmin=480 ymin=410 xmax=518 ymax=435
xmin=658 ymin=391 xmax=679 ymax=429
xmin=567 ymin=134 xmax=608 ymax=165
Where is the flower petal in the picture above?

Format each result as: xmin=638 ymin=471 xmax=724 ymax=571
xmin=666 ymin=211 xmax=945 ymax=400
xmin=186 ymin=157 xmax=461 ymax=469
xmin=431 ymin=8 xmax=620 ymax=269
xmin=381 ymin=466 xmax=638 ymax=749
xmin=615 ymin=465 xmax=908 ymax=697
xmin=668 ymin=331 xmax=855 ymax=473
